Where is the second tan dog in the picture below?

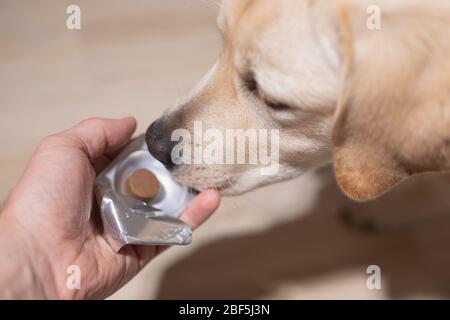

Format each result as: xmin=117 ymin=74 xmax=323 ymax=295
xmin=146 ymin=0 xmax=450 ymax=201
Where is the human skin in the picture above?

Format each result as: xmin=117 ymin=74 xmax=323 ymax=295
xmin=0 ymin=117 xmax=221 ymax=299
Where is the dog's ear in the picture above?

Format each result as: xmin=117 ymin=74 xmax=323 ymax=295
xmin=331 ymin=4 xmax=450 ymax=201
xmin=332 ymin=98 xmax=412 ymax=201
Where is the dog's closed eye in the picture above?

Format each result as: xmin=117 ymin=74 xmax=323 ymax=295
xmin=243 ymin=73 xmax=291 ymax=111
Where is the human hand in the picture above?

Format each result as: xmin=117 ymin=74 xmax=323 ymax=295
xmin=0 ymin=117 xmax=221 ymax=299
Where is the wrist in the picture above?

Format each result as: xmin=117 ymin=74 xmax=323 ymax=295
xmin=0 ymin=211 xmax=59 ymax=299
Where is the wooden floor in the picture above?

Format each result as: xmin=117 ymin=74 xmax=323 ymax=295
xmin=2 ymin=0 xmax=450 ymax=299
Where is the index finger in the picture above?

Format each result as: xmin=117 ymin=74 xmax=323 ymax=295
xmin=65 ymin=117 xmax=137 ymax=160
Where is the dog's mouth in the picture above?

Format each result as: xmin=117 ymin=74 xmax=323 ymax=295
xmin=170 ymin=165 xmax=237 ymax=194
xmin=189 ymin=187 xmax=200 ymax=195
xmin=207 ymin=181 xmax=232 ymax=193
xmin=184 ymin=178 xmax=231 ymax=194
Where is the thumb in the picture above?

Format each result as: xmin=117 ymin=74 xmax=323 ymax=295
xmin=179 ymin=189 xmax=221 ymax=230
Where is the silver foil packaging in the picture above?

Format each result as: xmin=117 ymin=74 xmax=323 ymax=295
xmin=94 ymin=134 xmax=196 ymax=252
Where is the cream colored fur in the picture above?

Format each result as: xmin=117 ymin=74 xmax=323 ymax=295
xmin=161 ymin=0 xmax=450 ymax=200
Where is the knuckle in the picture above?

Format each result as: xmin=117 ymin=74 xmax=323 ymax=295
xmin=39 ymin=134 xmax=64 ymax=147
xmin=79 ymin=117 xmax=104 ymax=128
xmin=38 ymin=132 xmax=79 ymax=151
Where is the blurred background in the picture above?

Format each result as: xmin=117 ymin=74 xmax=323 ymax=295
xmin=2 ymin=0 xmax=450 ymax=299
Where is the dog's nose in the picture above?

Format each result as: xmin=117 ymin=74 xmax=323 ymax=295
xmin=145 ymin=119 xmax=176 ymax=169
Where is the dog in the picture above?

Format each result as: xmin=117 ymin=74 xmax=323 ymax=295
xmin=146 ymin=0 xmax=450 ymax=201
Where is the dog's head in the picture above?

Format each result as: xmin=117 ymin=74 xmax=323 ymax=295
xmin=146 ymin=0 xmax=450 ymax=200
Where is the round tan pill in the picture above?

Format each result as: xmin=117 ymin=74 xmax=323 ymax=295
xmin=124 ymin=169 xmax=160 ymax=201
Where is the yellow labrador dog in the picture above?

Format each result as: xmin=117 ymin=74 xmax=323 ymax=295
xmin=146 ymin=0 xmax=450 ymax=201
